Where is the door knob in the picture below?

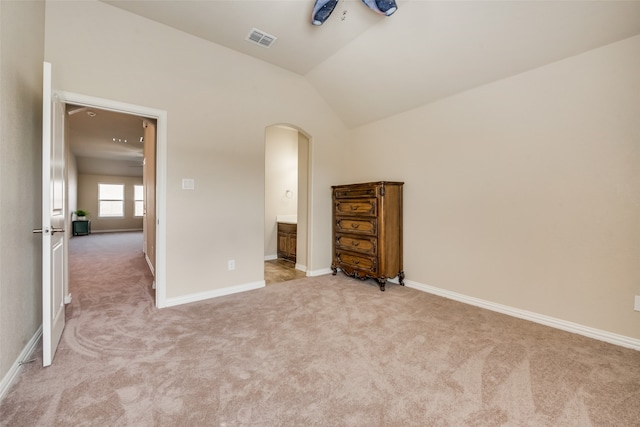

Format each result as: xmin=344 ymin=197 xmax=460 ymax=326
xmin=33 ymin=227 xmax=64 ymax=235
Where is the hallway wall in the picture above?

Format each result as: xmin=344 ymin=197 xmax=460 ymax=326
xmin=0 ymin=0 xmax=45 ymax=393
xmin=44 ymin=0 xmax=349 ymax=302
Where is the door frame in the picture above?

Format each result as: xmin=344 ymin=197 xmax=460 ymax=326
xmin=61 ymin=91 xmax=168 ymax=308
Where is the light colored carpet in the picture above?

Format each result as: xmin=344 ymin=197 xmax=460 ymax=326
xmin=1 ymin=232 xmax=639 ymax=426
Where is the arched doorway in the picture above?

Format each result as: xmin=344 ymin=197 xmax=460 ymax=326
xmin=264 ymin=124 xmax=311 ymax=284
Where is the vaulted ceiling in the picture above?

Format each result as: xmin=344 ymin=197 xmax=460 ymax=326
xmin=102 ymin=0 xmax=640 ymax=128
xmin=67 ymin=105 xmax=148 ymax=177
xmin=73 ymin=1 xmax=640 ymax=172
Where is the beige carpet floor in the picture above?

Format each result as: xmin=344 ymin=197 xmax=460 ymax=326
xmin=1 ymin=232 xmax=639 ymax=426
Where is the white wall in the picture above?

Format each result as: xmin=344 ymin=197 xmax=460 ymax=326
xmin=0 ymin=0 xmax=45 ymax=390
xmin=348 ymin=35 xmax=640 ymax=340
xmin=44 ymin=0 xmax=349 ymax=300
xmin=264 ymin=126 xmax=298 ymax=258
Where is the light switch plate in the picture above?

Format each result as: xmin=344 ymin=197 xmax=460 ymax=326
xmin=635 ymin=295 xmax=640 ymax=312
xmin=182 ymin=178 xmax=195 ymax=190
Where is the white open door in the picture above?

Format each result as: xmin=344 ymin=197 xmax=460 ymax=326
xmin=39 ymin=61 xmax=67 ymax=367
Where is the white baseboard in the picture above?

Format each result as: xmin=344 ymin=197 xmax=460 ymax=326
xmin=0 ymin=325 xmax=42 ymax=402
xmin=164 ymin=281 xmax=265 ymax=308
xmin=264 ymin=254 xmax=278 ymax=261
xmin=295 ymin=263 xmax=307 ymax=272
xmin=145 ymin=254 xmax=155 ymax=276
xmin=307 ymin=267 xmax=333 ymax=277
xmin=405 ymin=279 xmax=640 ymax=351
xmin=90 ymin=228 xmax=143 ymax=234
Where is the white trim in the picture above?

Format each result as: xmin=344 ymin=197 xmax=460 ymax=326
xmin=307 ymin=268 xmax=333 ymax=277
xmin=164 ymin=281 xmax=265 ymax=308
xmin=295 ymin=263 xmax=307 ymax=272
xmin=0 ymin=326 xmax=42 ymax=402
xmin=405 ymin=279 xmax=640 ymax=351
xmin=59 ymin=91 xmax=167 ymax=309
xmin=89 ymin=228 xmax=143 ymax=234
xmin=264 ymin=254 xmax=278 ymax=261
xmin=145 ymin=253 xmax=155 ymax=276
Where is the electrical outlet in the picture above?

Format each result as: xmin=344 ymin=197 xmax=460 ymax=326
xmin=182 ymin=178 xmax=195 ymax=190
xmin=228 ymin=260 xmax=235 ymax=271
xmin=635 ymin=295 xmax=640 ymax=312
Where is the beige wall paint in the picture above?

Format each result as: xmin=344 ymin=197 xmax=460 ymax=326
xmin=67 ymin=137 xmax=77 ymax=220
xmin=143 ymin=120 xmax=156 ymax=274
xmin=77 ymin=174 xmax=143 ymax=233
xmin=264 ymin=126 xmax=298 ymax=258
xmin=44 ymin=0 xmax=348 ymax=299
xmin=297 ymin=132 xmax=309 ymax=271
xmin=0 ymin=0 xmax=45 ymax=387
xmin=348 ymin=35 xmax=640 ymax=340
xmin=64 ymin=140 xmax=77 ymax=299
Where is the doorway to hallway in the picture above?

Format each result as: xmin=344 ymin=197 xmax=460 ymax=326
xmin=62 ymin=91 xmax=167 ymax=308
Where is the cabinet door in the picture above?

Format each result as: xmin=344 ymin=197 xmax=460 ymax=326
xmin=278 ymin=232 xmax=288 ymax=257
xmin=288 ymin=233 xmax=297 ymax=258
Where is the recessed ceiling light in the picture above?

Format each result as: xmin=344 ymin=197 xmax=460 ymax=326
xmin=86 ymin=111 xmax=96 ymax=117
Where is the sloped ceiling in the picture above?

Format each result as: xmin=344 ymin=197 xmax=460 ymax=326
xmin=100 ymin=0 xmax=640 ymax=129
xmin=67 ymin=105 xmax=148 ymax=176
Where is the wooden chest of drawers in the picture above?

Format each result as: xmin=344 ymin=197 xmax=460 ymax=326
xmin=331 ymin=181 xmax=404 ymax=291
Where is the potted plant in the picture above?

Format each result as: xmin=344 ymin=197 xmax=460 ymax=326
xmin=75 ymin=210 xmax=89 ymax=220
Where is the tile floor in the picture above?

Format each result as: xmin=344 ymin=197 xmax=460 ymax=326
xmin=264 ymin=258 xmax=307 ymax=285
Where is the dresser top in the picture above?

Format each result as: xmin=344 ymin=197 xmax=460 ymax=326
xmin=331 ymin=181 xmax=404 ymax=189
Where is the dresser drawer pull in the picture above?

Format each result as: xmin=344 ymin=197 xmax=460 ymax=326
xmin=352 ymin=241 xmax=360 ymax=247
xmin=351 ymin=205 xmax=359 ymax=210
xmin=351 ymin=223 xmax=360 ymax=229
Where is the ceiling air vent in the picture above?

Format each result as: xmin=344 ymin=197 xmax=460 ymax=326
xmin=246 ymin=28 xmax=277 ymax=48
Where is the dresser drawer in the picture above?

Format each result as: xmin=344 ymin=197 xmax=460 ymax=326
xmin=335 ymin=234 xmax=377 ymax=255
xmin=335 ymin=250 xmax=377 ymax=274
xmin=334 ymin=186 xmax=377 ymax=199
xmin=334 ymin=199 xmax=377 ymax=216
xmin=335 ymin=217 xmax=377 ymax=235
